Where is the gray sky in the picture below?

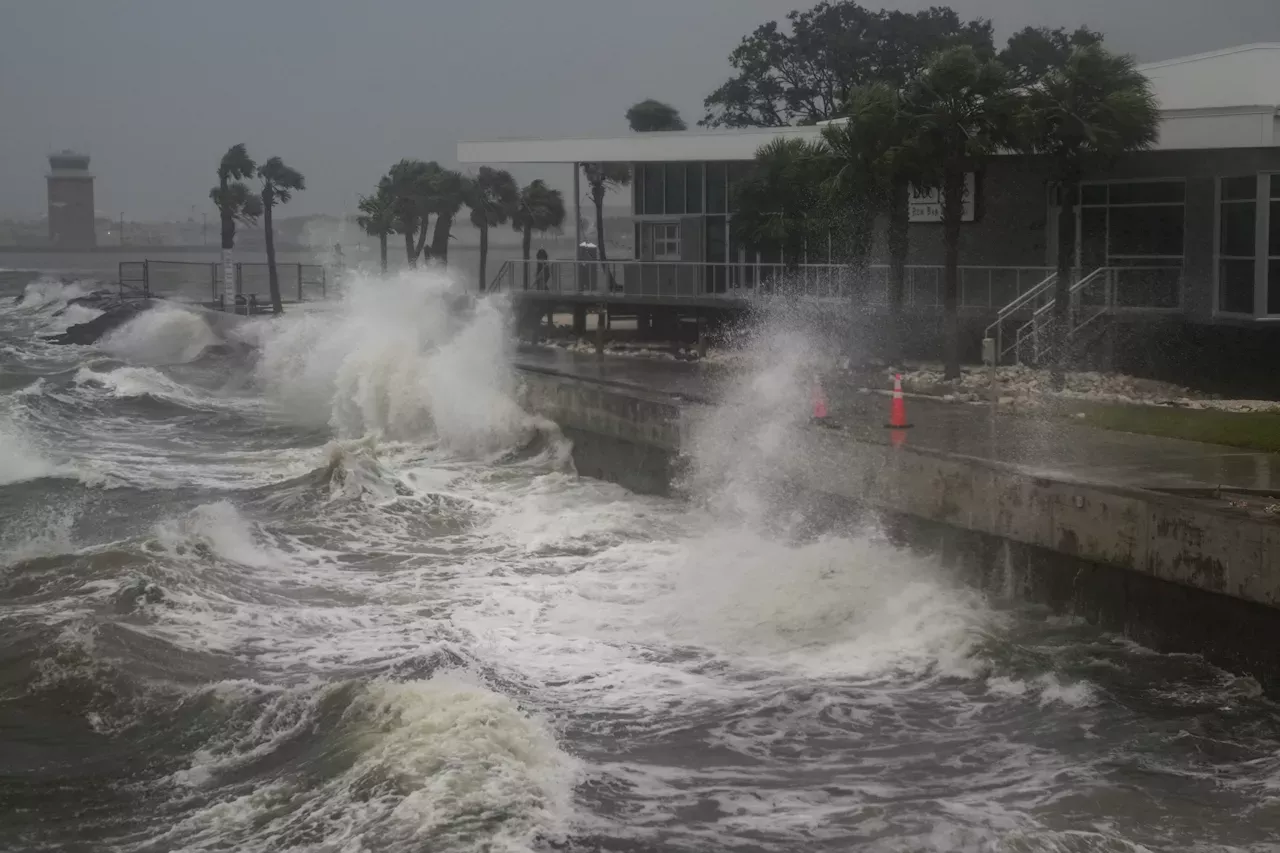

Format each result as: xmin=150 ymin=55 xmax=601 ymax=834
xmin=3 ymin=0 xmax=1278 ymax=221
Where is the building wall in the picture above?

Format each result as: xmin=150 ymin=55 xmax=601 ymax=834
xmin=47 ymin=177 xmax=96 ymax=249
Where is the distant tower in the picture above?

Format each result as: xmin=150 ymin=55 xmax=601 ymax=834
xmin=46 ymin=150 xmax=96 ymax=249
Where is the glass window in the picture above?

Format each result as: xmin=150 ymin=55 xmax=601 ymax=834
xmin=1269 ymin=260 xmax=1280 ymax=314
xmin=643 ymin=163 xmax=664 ymax=215
xmin=1109 ymin=181 xmax=1185 ymax=205
xmin=1269 ymin=200 xmax=1280 ymax=256
xmin=1081 ymin=184 xmax=1108 ymax=205
xmin=634 ymin=222 xmax=641 ymax=259
xmin=1220 ymin=260 xmax=1255 ymax=313
xmin=1223 ymin=176 xmax=1258 ymax=201
xmin=633 ymin=165 xmax=645 ymax=215
xmin=1080 ymin=208 xmax=1108 ymax=267
xmin=727 ymin=162 xmax=752 ymax=213
xmin=1222 ymin=201 xmax=1257 ymax=257
xmin=1271 ymin=174 xmax=1280 ymax=199
xmin=665 ymin=164 xmax=686 ymax=215
xmin=685 ymin=163 xmax=703 ymax=214
xmin=707 ymin=163 xmax=726 ymax=214
xmin=1109 ymin=206 xmax=1184 ymax=257
xmin=653 ymin=223 xmax=680 ymax=259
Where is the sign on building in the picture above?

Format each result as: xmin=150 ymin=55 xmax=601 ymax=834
xmin=908 ymin=173 xmax=976 ymax=222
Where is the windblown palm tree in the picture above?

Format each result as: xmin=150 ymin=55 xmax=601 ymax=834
xmin=823 ymin=84 xmax=929 ymax=359
xmin=903 ymin=46 xmax=1020 ymax=379
xmin=732 ymin=137 xmax=833 ymax=269
xmin=257 ymin=157 xmax=306 ymax=315
xmin=580 ymin=163 xmax=631 ymax=266
xmin=466 ymin=166 xmax=519 ymax=292
xmin=511 ymin=180 xmax=566 ymax=289
xmin=357 ymin=179 xmax=397 ymax=274
xmin=385 ymin=159 xmax=434 ymax=267
xmin=210 ymin=144 xmax=261 ymax=305
xmin=1018 ymin=44 xmax=1159 ymax=383
xmin=425 ymin=168 xmax=468 ymax=265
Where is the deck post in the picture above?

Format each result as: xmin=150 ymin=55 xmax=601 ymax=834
xmin=573 ymin=162 xmax=582 ymax=294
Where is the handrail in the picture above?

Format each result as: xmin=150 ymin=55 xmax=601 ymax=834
xmin=1008 ymin=267 xmax=1111 ymax=364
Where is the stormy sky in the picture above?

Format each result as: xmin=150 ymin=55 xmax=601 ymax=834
xmin=3 ymin=0 xmax=1277 ymax=221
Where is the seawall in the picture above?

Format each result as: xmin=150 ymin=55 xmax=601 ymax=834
xmin=516 ymin=364 xmax=1280 ymax=689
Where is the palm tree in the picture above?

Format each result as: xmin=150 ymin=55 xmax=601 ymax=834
xmin=626 ymin=99 xmax=687 ymax=132
xmin=732 ymin=137 xmax=832 ymax=269
xmin=385 ymin=159 xmax=433 ymax=267
xmin=466 ymin=166 xmax=519 ymax=291
xmin=511 ymin=180 xmax=566 ymax=288
xmin=580 ymin=163 xmax=631 ymax=268
xmin=425 ymin=168 xmax=468 ymax=265
xmin=357 ymin=178 xmax=397 ymax=273
xmin=1018 ymin=44 xmax=1159 ymax=384
xmin=257 ymin=157 xmax=306 ymax=314
xmin=903 ymin=46 xmax=1019 ymax=379
xmin=823 ymin=84 xmax=928 ymax=360
xmin=210 ymin=144 xmax=261 ymax=305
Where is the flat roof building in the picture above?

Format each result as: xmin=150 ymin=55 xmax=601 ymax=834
xmin=459 ymin=44 xmax=1280 ymax=382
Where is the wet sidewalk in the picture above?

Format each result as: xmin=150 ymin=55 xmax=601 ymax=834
xmin=514 ymin=346 xmax=1280 ymax=496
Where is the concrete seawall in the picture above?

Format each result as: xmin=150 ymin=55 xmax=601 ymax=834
xmin=516 ymin=364 xmax=1280 ymax=687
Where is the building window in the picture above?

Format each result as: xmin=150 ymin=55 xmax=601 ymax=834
xmin=1269 ymin=175 xmax=1280 ymax=314
xmin=641 ymin=222 xmax=680 ymax=260
xmin=685 ymin=163 xmax=703 ymax=214
xmin=1080 ymin=180 xmax=1185 ymax=309
xmin=665 ymin=164 xmax=686 ymax=215
xmin=633 ymin=165 xmax=645 ymax=216
xmin=707 ymin=163 xmax=727 ymax=214
xmin=1218 ymin=176 xmax=1256 ymax=314
xmin=643 ymin=164 xmax=664 ymax=216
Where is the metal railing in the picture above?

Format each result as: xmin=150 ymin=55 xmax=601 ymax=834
xmin=117 ymin=260 xmax=327 ymax=306
xmin=488 ymin=258 xmax=1055 ymax=311
xmin=987 ymin=265 xmax=1184 ymax=365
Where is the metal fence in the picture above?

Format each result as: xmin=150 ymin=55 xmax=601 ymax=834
xmin=490 ymin=259 xmax=1056 ymax=311
xmin=117 ymin=260 xmax=327 ymax=305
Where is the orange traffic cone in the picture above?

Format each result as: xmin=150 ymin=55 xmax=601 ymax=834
xmin=811 ymin=377 xmax=829 ymax=421
xmin=886 ymin=373 xmax=913 ymax=430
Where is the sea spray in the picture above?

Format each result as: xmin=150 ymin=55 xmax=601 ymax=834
xmin=255 ymin=268 xmax=545 ymax=456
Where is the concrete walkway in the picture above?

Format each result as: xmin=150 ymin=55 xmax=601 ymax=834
xmin=515 ymin=346 xmax=1280 ymax=496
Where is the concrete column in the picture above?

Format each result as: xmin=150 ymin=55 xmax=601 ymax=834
xmin=573 ymin=163 xmax=582 ymax=294
xmin=573 ymin=304 xmax=587 ymax=335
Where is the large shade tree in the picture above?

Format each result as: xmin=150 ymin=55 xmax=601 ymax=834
xmin=511 ymin=179 xmax=566 ymax=289
xmin=999 ymin=25 xmax=1104 ymax=86
xmin=626 ymin=99 xmax=687 ymax=131
xmin=357 ymin=178 xmax=397 ymax=273
xmin=257 ymin=156 xmax=306 ymax=314
xmin=732 ymin=137 xmax=834 ymax=269
xmin=1018 ymin=43 xmax=1159 ymax=382
xmin=903 ymin=45 xmax=1019 ymax=379
xmin=210 ymin=144 xmax=262 ymax=305
xmin=701 ymin=1 xmax=993 ymax=127
xmin=467 ymin=166 xmax=519 ymax=292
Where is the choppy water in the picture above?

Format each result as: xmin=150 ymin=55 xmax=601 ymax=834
xmin=3 ymin=271 xmax=1280 ymax=853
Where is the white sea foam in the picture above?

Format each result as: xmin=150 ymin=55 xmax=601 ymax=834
xmin=0 ymin=417 xmax=58 ymax=486
xmin=155 ymin=674 xmax=577 ymax=853
xmin=256 ymin=268 xmax=549 ymax=456
xmin=100 ymin=303 xmax=220 ymax=365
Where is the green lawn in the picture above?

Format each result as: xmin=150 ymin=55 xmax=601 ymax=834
xmin=1066 ymin=402 xmax=1280 ymax=453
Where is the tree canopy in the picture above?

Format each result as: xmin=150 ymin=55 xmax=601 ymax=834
xmin=701 ymin=1 xmax=993 ymax=127
xmin=626 ymin=99 xmax=687 ymax=131
xmin=999 ymin=26 xmax=1105 ymax=86
xmin=731 ymin=137 xmax=834 ymax=264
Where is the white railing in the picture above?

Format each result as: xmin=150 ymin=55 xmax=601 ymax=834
xmin=488 ymin=259 xmax=1055 ymax=311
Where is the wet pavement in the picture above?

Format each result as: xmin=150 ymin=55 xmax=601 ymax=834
xmin=515 ymin=346 xmax=1280 ymax=498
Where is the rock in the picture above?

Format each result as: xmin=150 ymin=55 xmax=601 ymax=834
xmin=44 ymin=298 xmax=155 ymax=345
